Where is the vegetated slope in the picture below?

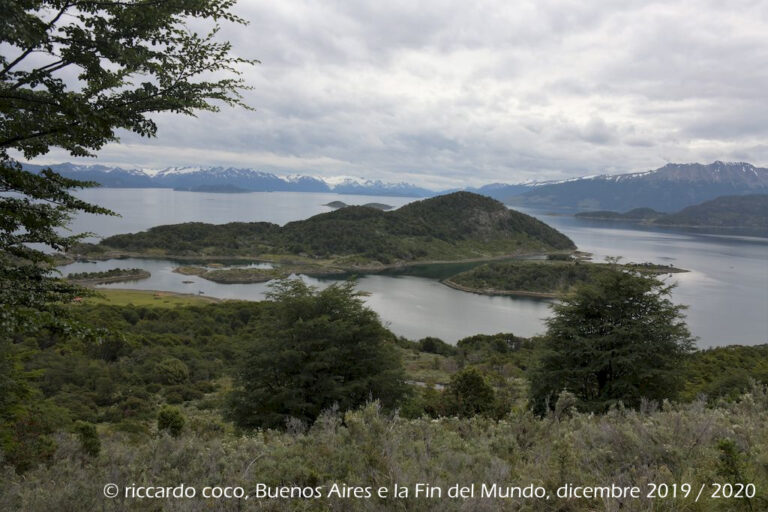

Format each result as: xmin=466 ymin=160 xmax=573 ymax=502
xmin=652 ymin=194 xmax=768 ymax=229
xmin=444 ymin=260 xmax=684 ymax=297
xmin=74 ymin=192 xmax=576 ymax=266
xmin=506 ymin=161 xmax=768 ymax=212
xmin=573 ymin=194 xmax=768 ymax=230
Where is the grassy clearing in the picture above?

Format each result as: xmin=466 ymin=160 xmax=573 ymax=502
xmin=82 ymin=289 xmax=219 ymax=307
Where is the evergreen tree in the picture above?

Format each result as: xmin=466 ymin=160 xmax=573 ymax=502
xmin=228 ymin=279 xmax=409 ymax=429
xmin=530 ymin=268 xmax=695 ymax=414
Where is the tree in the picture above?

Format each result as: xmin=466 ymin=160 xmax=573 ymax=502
xmin=441 ymin=367 xmax=496 ymax=418
xmin=1 ymin=0 xmax=256 ymax=337
xmin=529 ymin=269 xmax=695 ymax=415
xmin=227 ymin=279 xmax=409 ymax=429
xmin=1 ymin=0 xmax=256 ymax=471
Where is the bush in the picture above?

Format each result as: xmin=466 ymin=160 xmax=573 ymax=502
xmin=442 ymin=368 xmax=496 ymax=418
xmin=73 ymin=421 xmax=100 ymax=458
xmin=157 ymin=406 xmax=185 ymax=437
xmin=155 ymin=358 xmax=190 ymax=385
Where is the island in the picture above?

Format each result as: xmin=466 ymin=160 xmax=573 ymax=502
xmin=323 ymin=201 xmax=394 ymax=210
xmin=173 ymin=184 xmax=251 ymax=193
xmin=442 ymin=260 xmax=687 ymax=298
xmin=70 ymin=192 xmax=577 ymax=270
xmin=66 ymin=268 xmax=151 ymax=285
xmin=575 ymin=207 xmax=664 ymax=221
xmin=575 ymin=194 xmax=768 ymax=231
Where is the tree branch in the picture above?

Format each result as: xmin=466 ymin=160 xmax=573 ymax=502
xmin=0 ymin=3 xmax=71 ymax=79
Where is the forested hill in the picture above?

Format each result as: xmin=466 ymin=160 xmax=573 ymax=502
xmin=652 ymin=194 xmax=768 ymax=229
xmin=74 ymin=192 xmax=575 ymax=266
xmin=575 ymin=194 xmax=768 ymax=231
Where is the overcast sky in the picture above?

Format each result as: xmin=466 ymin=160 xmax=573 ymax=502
xmin=28 ymin=0 xmax=768 ymax=188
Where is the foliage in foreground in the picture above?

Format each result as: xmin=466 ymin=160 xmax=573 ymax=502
xmin=227 ymin=280 xmax=409 ymax=429
xmin=530 ymin=270 xmax=695 ymax=414
xmin=2 ymin=393 xmax=767 ymax=511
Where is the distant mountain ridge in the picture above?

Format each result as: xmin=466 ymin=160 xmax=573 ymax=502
xmin=504 ymin=161 xmax=768 ymax=212
xmin=22 ymin=163 xmax=433 ymax=197
xmin=22 ymin=160 xmax=768 ymax=207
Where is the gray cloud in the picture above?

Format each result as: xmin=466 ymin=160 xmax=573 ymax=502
xmin=24 ymin=0 xmax=768 ymax=188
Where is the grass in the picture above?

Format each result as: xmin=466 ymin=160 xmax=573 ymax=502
xmin=398 ymin=347 xmax=454 ymax=386
xmin=82 ymin=289 xmax=219 ymax=307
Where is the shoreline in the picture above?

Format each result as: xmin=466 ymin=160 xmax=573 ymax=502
xmin=574 ymin=215 xmax=768 ymax=233
xmin=440 ymin=279 xmax=559 ymax=299
xmin=66 ymin=249 xmax=577 ymax=273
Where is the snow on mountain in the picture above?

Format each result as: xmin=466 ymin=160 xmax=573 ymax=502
xmin=21 ymin=163 xmax=431 ymax=196
xmin=507 ymin=161 xmax=768 ymax=212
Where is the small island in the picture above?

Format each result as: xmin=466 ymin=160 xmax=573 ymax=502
xmin=324 ymin=201 xmax=394 ymax=210
xmin=66 ymin=268 xmax=151 ymax=285
xmin=575 ymin=207 xmax=664 ymax=221
xmin=442 ymin=259 xmax=687 ymax=298
xmin=174 ymin=184 xmax=251 ymax=193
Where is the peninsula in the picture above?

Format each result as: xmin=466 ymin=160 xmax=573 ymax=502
xmin=443 ymin=259 xmax=687 ymax=298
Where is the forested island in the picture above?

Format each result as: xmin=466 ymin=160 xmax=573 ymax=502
xmin=576 ymin=194 xmax=768 ymax=230
xmin=65 ymin=268 xmax=151 ymax=285
xmin=323 ymin=201 xmax=394 ymax=210
xmin=71 ymin=192 xmax=576 ymax=268
xmin=443 ymin=259 xmax=687 ymax=297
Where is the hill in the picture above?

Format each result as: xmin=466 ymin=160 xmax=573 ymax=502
xmin=506 ymin=161 xmax=768 ymax=211
xmin=574 ymin=194 xmax=768 ymax=230
xmin=71 ymin=192 xmax=575 ymax=267
xmin=652 ymin=194 xmax=768 ymax=229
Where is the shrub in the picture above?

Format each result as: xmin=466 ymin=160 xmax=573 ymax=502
xmin=155 ymin=358 xmax=190 ymax=385
xmin=157 ymin=406 xmax=185 ymax=437
xmin=73 ymin=421 xmax=100 ymax=458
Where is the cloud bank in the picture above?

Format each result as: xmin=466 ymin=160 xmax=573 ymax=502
xmin=27 ymin=0 xmax=768 ymax=188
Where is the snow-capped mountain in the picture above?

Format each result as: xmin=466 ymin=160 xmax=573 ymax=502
xmin=505 ymin=161 xmax=768 ymax=212
xmin=22 ymin=162 xmax=155 ymax=187
xmin=330 ymin=177 xmax=434 ymax=197
xmin=21 ymin=163 xmax=433 ymax=197
xmin=150 ymin=166 xmax=330 ymax=192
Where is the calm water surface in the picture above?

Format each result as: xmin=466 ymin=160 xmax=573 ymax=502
xmin=62 ymin=189 xmax=768 ymax=347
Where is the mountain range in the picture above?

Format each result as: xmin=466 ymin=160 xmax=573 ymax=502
xmin=21 ymin=163 xmax=433 ymax=197
xmin=23 ymin=160 xmax=768 ymax=211
xmin=501 ymin=161 xmax=768 ymax=212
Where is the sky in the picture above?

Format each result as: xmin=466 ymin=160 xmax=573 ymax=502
xmin=23 ymin=0 xmax=768 ymax=189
